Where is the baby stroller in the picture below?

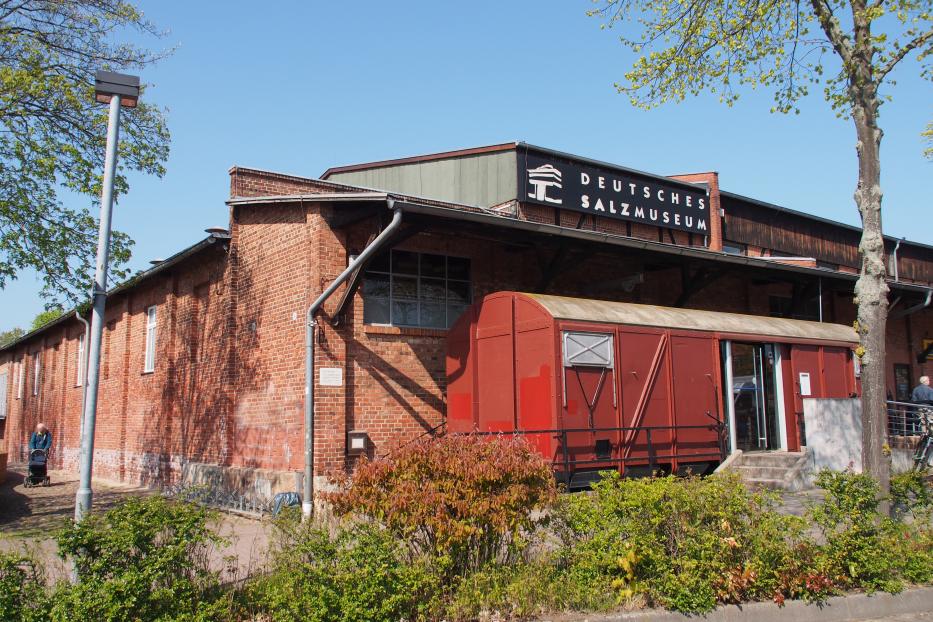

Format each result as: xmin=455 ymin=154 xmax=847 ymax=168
xmin=24 ymin=448 xmax=51 ymax=488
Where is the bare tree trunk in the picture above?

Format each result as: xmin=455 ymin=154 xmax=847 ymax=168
xmin=852 ymin=100 xmax=890 ymax=508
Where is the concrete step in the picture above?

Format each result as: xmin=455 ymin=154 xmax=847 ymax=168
xmin=734 ymin=465 xmax=794 ymax=480
xmin=744 ymin=477 xmax=786 ymax=490
xmin=719 ymin=450 xmax=812 ymax=492
xmin=738 ymin=452 xmax=805 ymax=468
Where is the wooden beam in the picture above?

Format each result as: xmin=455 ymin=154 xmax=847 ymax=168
xmin=323 ymin=205 xmax=380 ymax=229
xmin=535 ymin=245 xmax=571 ymax=293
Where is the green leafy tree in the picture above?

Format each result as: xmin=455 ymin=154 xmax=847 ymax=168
xmin=30 ymin=307 xmax=62 ymax=331
xmin=0 ymin=325 xmax=24 ymax=347
xmin=589 ymin=0 xmax=932 ymax=499
xmin=0 ymin=1 xmax=171 ymax=305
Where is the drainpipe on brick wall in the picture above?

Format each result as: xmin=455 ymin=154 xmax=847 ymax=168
xmin=75 ymin=313 xmax=91 ymax=431
xmin=303 ymin=199 xmax=403 ymax=519
xmin=892 ymin=288 xmax=932 ymax=319
xmin=891 ymin=238 xmax=902 ymax=283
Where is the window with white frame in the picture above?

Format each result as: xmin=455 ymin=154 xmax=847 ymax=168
xmin=76 ymin=332 xmax=86 ymax=386
xmin=362 ymin=250 xmax=471 ymax=329
xmin=144 ymin=305 xmax=157 ymax=373
xmin=0 ymin=370 xmax=8 ymax=419
xmin=32 ymin=352 xmax=40 ymax=396
xmin=16 ymin=359 xmax=24 ymax=399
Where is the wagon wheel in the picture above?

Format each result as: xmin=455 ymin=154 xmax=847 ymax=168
xmin=44 ymin=477 xmax=51 ymax=486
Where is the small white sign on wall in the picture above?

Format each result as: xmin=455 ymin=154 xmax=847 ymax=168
xmin=799 ymin=372 xmax=812 ymax=397
xmin=319 ymin=367 xmax=343 ymax=387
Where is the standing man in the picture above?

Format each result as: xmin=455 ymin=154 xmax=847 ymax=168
xmin=29 ymin=423 xmax=52 ymax=452
xmin=911 ymin=376 xmax=933 ymax=404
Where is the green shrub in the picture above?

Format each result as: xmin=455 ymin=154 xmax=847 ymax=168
xmin=886 ymin=520 xmax=933 ymax=585
xmin=250 ymin=519 xmax=439 ymax=622
xmin=809 ymin=469 xmax=904 ymax=593
xmin=52 ymin=495 xmax=233 ymax=622
xmin=556 ymin=472 xmax=830 ymax=613
xmin=0 ymin=552 xmax=50 ymax=622
xmin=883 ymin=470 xmax=933 ymax=585
xmin=890 ymin=469 xmax=933 ymax=518
xmin=327 ymin=434 xmax=557 ymax=576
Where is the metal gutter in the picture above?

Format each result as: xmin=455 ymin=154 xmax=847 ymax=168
xmin=0 ymin=233 xmax=230 ymax=354
xmin=231 ymin=192 xmax=930 ymax=293
xmin=302 ymin=199 xmax=403 ymax=519
xmin=227 ymin=192 xmax=388 ymax=206
xmin=394 ymin=200 xmax=931 ymax=294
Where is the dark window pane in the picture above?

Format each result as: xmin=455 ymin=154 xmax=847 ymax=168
xmin=447 ymin=304 xmax=469 ymax=328
xmin=363 ymin=273 xmax=389 ymax=298
xmin=364 ymin=297 xmax=390 ymax=324
xmin=392 ymin=250 xmax=419 ymax=275
xmin=392 ymin=301 xmax=418 ymax=326
xmin=421 ymin=253 xmax=446 ymax=278
xmin=393 ymin=276 xmax=418 ymax=300
xmin=421 ymin=278 xmax=446 ymax=302
xmin=448 ymin=256 xmax=470 ymax=280
xmin=447 ymin=280 xmax=472 ymax=305
xmin=368 ymin=251 xmax=390 ymax=273
xmin=421 ymin=303 xmax=446 ymax=328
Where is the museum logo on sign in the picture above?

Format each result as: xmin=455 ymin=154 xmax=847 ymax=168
xmin=520 ymin=150 xmax=709 ymax=236
xmin=527 ymin=164 xmax=563 ymax=205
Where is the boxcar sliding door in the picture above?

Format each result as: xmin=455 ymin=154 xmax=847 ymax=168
xmin=560 ymin=330 xmax=619 ymax=475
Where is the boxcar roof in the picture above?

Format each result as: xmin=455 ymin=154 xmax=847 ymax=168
xmin=524 ymin=293 xmax=858 ymax=344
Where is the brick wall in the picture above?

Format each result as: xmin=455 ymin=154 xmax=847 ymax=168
xmin=0 ymin=242 xmax=231 ymax=486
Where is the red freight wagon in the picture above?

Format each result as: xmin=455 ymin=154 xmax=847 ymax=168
xmin=446 ymin=292 xmax=859 ymax=487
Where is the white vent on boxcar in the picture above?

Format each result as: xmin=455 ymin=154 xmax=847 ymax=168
xmin=562 ymin=332 xmax=614 ymax=368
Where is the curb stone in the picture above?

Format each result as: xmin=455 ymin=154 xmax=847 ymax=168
xmin=538 ymin=587 xmax=933 ymax=622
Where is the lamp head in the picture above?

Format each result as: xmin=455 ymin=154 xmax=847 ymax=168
xmin=94 ymin=70 xmax=140 ymax=108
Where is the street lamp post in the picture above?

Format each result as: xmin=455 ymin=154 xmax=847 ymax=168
xmin=74 ymin=71 xmax=140 ymax=523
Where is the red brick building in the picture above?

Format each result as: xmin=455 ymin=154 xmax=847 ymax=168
xmin=1 ymin=143 xmax=931 ymax=500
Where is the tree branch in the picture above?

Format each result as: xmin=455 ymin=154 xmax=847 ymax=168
xmin=808 ymin=0 xmax=854 ymax=67
xmin=877 ymin=29 xmax=933 ymax=83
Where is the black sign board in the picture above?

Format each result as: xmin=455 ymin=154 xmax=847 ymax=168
xmin=518 ymin=148 xmax=709 ymax=235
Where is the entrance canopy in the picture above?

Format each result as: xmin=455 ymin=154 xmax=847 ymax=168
xmin=525 ymin=293 xmax=858 ymax=345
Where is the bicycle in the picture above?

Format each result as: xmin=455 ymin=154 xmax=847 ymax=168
xmin=912 ymin=407 xmax=933 ymax=471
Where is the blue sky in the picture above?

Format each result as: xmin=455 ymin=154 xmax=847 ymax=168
xmin=1 ymin=0 xmax=930 ymax=332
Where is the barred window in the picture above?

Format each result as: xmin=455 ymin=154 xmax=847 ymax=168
xmin=363 ymin=250 xmax=471 ymax=329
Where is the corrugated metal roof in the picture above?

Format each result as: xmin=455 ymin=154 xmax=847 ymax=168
xmin=525 ymin=293 xmax=858 ymax=344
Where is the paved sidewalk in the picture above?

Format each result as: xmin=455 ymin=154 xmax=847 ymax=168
xmin=0 ymin=467 xmax=152 ymax=538
xmin=0 ymin=467 xmax=272 ymax=582
xmin=541 ymin=588 xmax=933 ymax=622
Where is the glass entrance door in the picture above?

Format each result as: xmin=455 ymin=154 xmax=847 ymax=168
xmin=730 ymin=343 xmax=779 ymax=451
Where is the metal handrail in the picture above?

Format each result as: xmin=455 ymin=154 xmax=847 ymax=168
xmin=886 ymin=400 xmax=933 ymax=438
xmin=452 ymin=421 xmax=727 ymax=481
